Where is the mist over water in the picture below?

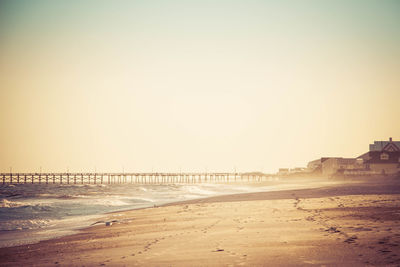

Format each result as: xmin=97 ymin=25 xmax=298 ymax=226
xmin=0 ymin=178 xmax=334 ymax=248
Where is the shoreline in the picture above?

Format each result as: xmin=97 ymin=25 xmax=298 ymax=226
xmin=0 ymin=177 xmax=339 ymax=249
xmin=0 ymin=178 xmax=331 ymax=248
xmin=165 ymin=176 xmax=400 ymax=205
xmin=1 ymin=177 xmax=400 ymax=266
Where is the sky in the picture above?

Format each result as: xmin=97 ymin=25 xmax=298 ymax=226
xmin=0 ymin=0 xmax=399 ymax=173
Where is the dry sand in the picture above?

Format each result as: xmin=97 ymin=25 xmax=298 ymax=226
xmin=1 ymin=178 xmax=400 ymax=266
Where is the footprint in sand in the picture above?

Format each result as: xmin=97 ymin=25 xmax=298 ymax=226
xmin=344 ymin=236 xmax=358 ymax=244
xmin=325 ymin=227 xmax=340 ymax=233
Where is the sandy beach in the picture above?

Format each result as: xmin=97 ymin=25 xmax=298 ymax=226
xmin=1 ymin=178 xmax=400 ymax=266
xmin=2 ymin=0 xmax=400 ymax=265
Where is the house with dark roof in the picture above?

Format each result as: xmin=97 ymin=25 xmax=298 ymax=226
xmin=306 ymin=137 xmax=400 ymax=176
xmin=357 ymin=138 xmax=400 ymax=175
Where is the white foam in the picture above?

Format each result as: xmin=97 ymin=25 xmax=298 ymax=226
xmin=0 ymin=214 xmax=102 ymax=248
xmin=0 ymin=219 xmax=52 ymax=231
xmin=0 ymin=199 xmax=26 ymax=208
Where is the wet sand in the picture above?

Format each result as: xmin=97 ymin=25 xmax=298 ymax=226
xmin=1 ymin=178 xmax=400 ymax=266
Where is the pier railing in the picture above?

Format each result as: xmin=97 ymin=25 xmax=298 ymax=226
xmin=0 ymin=172 xmax=271 ymax=185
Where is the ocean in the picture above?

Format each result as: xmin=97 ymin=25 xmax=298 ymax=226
xmin=0 ymin=178 xmax=333 ymax=248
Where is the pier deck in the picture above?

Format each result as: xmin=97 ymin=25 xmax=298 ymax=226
xmin=0 ymin=172 xmax=270 ymax=184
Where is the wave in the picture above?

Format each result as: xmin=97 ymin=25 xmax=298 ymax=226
xmin=181 ymin=185 xmax=218 ymax=196
xmin=0 ymin=199 xmax=26 ymax=208
xmin=0 ymin=219 xmax=52 ymax=231
xmin=0 ymin=203 xmax=55 ymax=214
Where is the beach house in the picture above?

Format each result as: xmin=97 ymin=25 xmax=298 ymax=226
xmin=306 ymin=138 xmax=400 ymax=176
xmin=357 ymin=138 xmax=400 ymax=175
xmin=320 ymin=158 xmax=362 ymax=176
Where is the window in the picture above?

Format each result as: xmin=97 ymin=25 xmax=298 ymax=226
xmin=380 ymin=153 xmax=389 ymax=160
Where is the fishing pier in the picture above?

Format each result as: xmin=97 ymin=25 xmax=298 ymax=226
xmin=1 ymin=172 xmax=270 ymax=185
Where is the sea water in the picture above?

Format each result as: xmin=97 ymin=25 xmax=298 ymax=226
xmin=0 ymin=178 xmax=333 ymax=248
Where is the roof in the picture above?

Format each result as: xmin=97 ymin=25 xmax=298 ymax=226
xmin=383 ymin=142 xmax=400 ymax=152
xmin=357 ymin=152 xmax=370 ymax=160
xmin=369 ymin=140 xmax=400 ymax=151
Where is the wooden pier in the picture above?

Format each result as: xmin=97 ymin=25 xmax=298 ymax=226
xmin=0 ymin=172 xmax=270 ymax=185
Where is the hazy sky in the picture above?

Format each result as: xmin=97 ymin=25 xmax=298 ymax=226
xmin=1 ymin=0 xmax=399 ymax=173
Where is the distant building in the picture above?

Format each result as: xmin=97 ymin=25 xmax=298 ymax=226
xmin=358 ymin=138 xmax=400 ymax=175
xmin=278 ymin=168 xmax=290 ymax=175
xmin=307 ymin=158 xmax=331 ymax=173
xmin=290 ymin=167 xmax=306 ymax=173
xmin=307 ymin=157 xmax=364 ymax=176
xmin=303 ymin=137 xmax=400 ymax=177
xmin=321 ymin=158 xmax=363 ymax=176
